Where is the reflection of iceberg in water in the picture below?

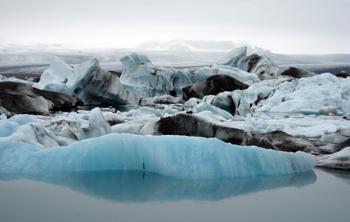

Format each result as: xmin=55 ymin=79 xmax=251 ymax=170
xmin=319 ymin=168 xmax=350 ymax=186
xmin=0 ymin=170 xmax=317 ymax=202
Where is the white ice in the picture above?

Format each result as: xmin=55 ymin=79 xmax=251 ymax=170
xmin=78 ymin=108 xmax=111 ymax=140
xmin=217 ymin=46 xmax=280 ymax=80
xmin=208 ymin=73 xmax=350 ymax=116
xmin=317 ymin=147 xmax=350 ymax=170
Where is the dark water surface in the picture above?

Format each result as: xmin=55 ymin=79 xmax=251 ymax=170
xmin=0 ymin=169 xmax=349 ymax=222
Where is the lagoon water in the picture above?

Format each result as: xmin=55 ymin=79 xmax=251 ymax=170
xmin=0 ymin=169 xmax=349 ymax=222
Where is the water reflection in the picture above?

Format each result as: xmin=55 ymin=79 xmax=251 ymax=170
xmin=319 ymin=168 xmax=350 ymax=186
xmin=0 ymin=170 xmax=317 ymax=202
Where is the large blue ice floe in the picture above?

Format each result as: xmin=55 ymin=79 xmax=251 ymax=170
xmin=0 ymin=133 xmax=316 ymax=179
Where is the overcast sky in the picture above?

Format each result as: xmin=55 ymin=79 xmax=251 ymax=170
xmin=0 ymin=0 xmax=349 ymax=54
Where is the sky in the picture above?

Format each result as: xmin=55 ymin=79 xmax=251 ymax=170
xmin=0 ymin=0 xmax=349 ymax=54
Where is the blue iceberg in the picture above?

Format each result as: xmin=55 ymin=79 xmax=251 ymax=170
xmin=0 ymin=133 xmax=316 ymax=179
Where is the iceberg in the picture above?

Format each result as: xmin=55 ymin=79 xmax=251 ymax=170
xmin=33 ymin=56 xmax=74 ymax=92
xmin=202 ymin=78 xmax=283 ymax=116
xmin=119 ymin=53 xmax=259 ymax=98
xmin=33 ymin=57 xmax=139 ymax=105
xmin=78 ymin=108 xmax=111 ymax=140
xmin=208 ymin=73 xmax=350 ymax=116
xmin=218 ymin=46 xmax=248 ymax=68
xmin=257 ymin=73 xmax=350 ymax=114
xmin=29 ymin=52 xmax=260 ymax=104
xmin=218 ymin=46 xmax=280 ymax=80
xmin=0 ymin=133 xmax=316 ymax=179
xmin=190 ymin=65 xmax=259 ymax=85
xmin=120 ymin=53 xmax=192 ymax=97
xmin=317 ymin=148 xmax=350 ymax=170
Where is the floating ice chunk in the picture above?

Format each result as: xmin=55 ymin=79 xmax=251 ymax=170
xmin=0 ymin=123 xmax=60 ymax=148
xmin=79 ymin=108 xmax=111 ymax=140
xmin=111 ymin=119 xmax=157 ymax=135
xmin=258 ymin=73 xmax=350 ymax=114
xmin=120 ymin=53 xmax=153 ymax=86
xmin=120 ymin=53 xmax=193 ymax=97
xmin=0 ymin=115 xmax=38 ymax=137
xmin=207 ymin=78 xmax=282 ymax=116
xmin=33 ymin=56 xmax=73 ymax=92
xmin=317 ymin=147 xmax=350 ymax=170
xmin=111 ymin=121 xmax=147 ymax=134
xmin=243 ymin=115 xmax=350 ymax=139
xmin=218 ymin=46 xmax=280 ymax=80
xmin=120 ymin=53 xmax=259 ymax=98
xmin=0 ymin=133 xmax=316 ymax=179
xmin=34 ymin=57 xmax=139 ymax=105
xmin=210 ymin=73 xmax=350 ymax=116
xmin=184 ymin=98 xmax=201 ymax=107
xmin=218 ymin=46 xmax=248 ymax=67
xmin=194 ymin=101 xmax=234 ymax=120
xmin=191 ymin=65 xmax=259 ymax=85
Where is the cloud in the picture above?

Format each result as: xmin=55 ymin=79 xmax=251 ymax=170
xmin=0 ymin=0 xmax=349 ymax=53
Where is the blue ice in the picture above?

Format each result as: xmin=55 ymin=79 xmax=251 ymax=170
xmin=0 ymin=133 xmax=316 ymax=179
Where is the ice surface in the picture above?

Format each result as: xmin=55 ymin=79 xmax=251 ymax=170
xmin=0 ymin=121 xmax=19 ymax=137
xmin=258 ymin=73 xmax=350 ymax=114
xmin=0 ymin=123 xmax=60 ymax=148
xmin=0 ymin=115 xmax=38 ymax=137
xmin=194 ymin=101 xmax=234 ymax=120
xmin=191 ymin=65 xmax=259 ymax=85
xmin=0 ymin=133 xmax=316 ymax=179
xmin=317 ymin=147 xmax=350 ymax=170
xmin=9 ymin=114 xmax=38 ymax=125
xmin=0 ymin=113 xmax=80 ymax=147
xmin=208 ymin=73 xmax=350 ymax=116
xmin=242 ymin=115 xmax=350 ymax=139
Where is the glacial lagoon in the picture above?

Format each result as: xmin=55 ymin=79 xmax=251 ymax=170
xmin=0 ymin=169 xmax=349 ymax=222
